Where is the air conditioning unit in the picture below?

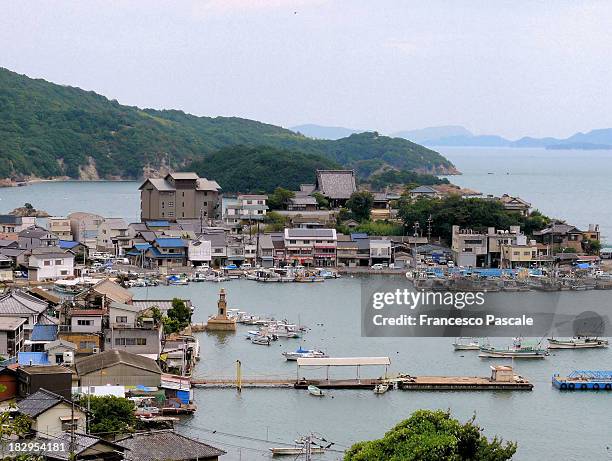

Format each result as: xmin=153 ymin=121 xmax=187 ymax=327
xmin=92 ymin=347 xmax=100 ymax=354
xmin=62 ymin=351 xmax=74 ymax=365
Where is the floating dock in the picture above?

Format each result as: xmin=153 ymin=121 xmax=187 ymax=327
xmin=553 ymin=370 xmax=612 ymax=390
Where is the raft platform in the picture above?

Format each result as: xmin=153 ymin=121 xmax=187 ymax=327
xmin=553 ymin=370 xmax=612 ymax=391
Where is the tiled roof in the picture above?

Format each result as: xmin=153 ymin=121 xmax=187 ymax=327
xmin=70 ymin=309 xmax=105 ymax=317
xmin=0 ymin=291 xmax=48 ymax=315
xmin=78 ymin=278 xmax=133 ymax=304
xmin=116 ymin=430 xmax=225 ymax=461
xmin=168 ymin=172 xmax=199 ymax=180
xmin=155 ymin=238 xmax=187 ymax=248
xmin=44 ymin=339 xmax=77 ymax=351
xmin=31 ymin=324 xmax=58 ymax=341
xmin=315 ymin=170 xmax=356 ymax=199
xmin=140 ymin=178 xmax=175 ymax=191
xmin=289 ymin=196 xmax=317 ymax=205
xmin=17 ymin=389 xmax=65 ymax=417
xmin=197 ymin=178 xmax=221 ymax=191
xmin=409 ymin=185 xmax=438 ymax=194
xmin=18 ymin=226 xmax=55 ymax=239
xmin=32 ymin=432 xmax=124 ymax=460
xmin=75 ymin=349 xmax=162 ymax=376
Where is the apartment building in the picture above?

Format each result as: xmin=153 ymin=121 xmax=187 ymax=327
xmin=284 ymin=228 xmax=337 ymax=266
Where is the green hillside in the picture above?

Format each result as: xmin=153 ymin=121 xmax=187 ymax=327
xmin=0 ymin=67 xmax=456 ymax=181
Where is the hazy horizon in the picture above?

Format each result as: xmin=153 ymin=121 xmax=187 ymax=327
xmin=2 ymin=1 xmax=612 ymax=139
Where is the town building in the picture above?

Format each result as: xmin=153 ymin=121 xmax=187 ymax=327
xmin=32 ymin=432 xmax=125 ymax=460
xmin=223 ymin=194 xmax=268 ymax=227
xmin=17 ymin=366 xmax=74 ymax=399
xmin=96 ymin=217 xmax=130 ymax=255
xmin=47 ymin=217 xmax=73 ymax=240
xmin=68 ymin=211 xmax=104 ymax=253
xmin=0 ymin=317 xmax=26 ymax=357
xmin=143 ymin=238 xmax=188 ymax=268
xmin=499 ymin=194 xmax=531 ymax=216
xmin=408 ymin=185 xmax=441 ymax=199
xmin=451 ymin=225 xmax=488 ymax=267
xmin=314 ymin=170 xmax=356 ymax=207
xmin=16 ymin=388 xmax=86 ymax=437
xmin=75 ymin=349 xmax=162 ymax=387
xmin=284 ymin=228 xmax=337 ymax=266
xmin=18 ymin=226 xmax=59 ymax=250
xmin=44 ymin=339 xmax=77 ymax=365
xmin=26 ymin=247 xmax=75 ymax=281
xmin=139 ymin=172 xmax=221 ymax=222
xmin=0 ymin=366 xmax=18 ymax=401
xmin=0 ymin=290 xmax=54 ymax=338
xmin=68 ymin=309 xmax=104 ymax=334
xmin=369 ymin=238 xmax=392 ymax=265
xmin=500 ymin=235 xmax=539 ymax=268
xmin=0 ymin=215 xmax=36 ymax=235
xmin=287 ymin=196 xmax=318 ymax=212
xmin=106 ymin=302 xmax=162 ymax=358
xmin=533 ymin=222 xmax=589 ymax=253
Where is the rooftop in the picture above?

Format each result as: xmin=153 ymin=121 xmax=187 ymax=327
xmin=75 ymin=349 xmax=162 ymax=376
xmin=17 ymin=388 xmax=71 ymax=418
xmin=116 ymin=430 xmax=225 ymax=461
xmin=315 ymin=170 xmax=356 ymax=200
xmin=0 ymin=316 xmax=27 ymax=330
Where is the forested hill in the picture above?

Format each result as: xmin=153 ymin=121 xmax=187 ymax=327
xmin=0 ymin=67 xmax=457 ymax=181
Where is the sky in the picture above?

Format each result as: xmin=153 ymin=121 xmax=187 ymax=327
xmin=2 ymin=0 xmax=612 ymax=139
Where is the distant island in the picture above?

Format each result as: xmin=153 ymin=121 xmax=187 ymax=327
xmin=0 ymin=68 xmax=458 ymax=191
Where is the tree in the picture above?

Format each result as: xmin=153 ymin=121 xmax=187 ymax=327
xmin=312 ymin=192 xmax=329 ymax=210
xmin=267 ymin=187 xmax=295 ymax=210
xmin=345 ymin=410 xmax=516 ymax=461
xmin=263 ymin=211 xmax=289 ymax=232
xmin=346 ymin=191 xmax=374 ymax=222
xmin=86 ymin=395 xmax=137 ymax=437
xmin=164 ymin=298 xmax=191 ymax=334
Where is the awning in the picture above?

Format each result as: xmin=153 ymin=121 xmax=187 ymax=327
xmin=297 ymin=357 xmax=390 ymax=367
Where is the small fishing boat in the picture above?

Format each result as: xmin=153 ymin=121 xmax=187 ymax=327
xmin=307 ymin=385 xmax=324 ymax=396
xmin=548 ymin=337 xmax=608 ymax=349
xmin=269 ymin=446 xmax=325 ymax=456
xmin=479 ymin=338 xmax=548 ymax=359
xmin=282 ymin=347 xmax=328 ymax=361
xmin=373 ymin=384 xmax=389 ymax=394
xmin=250 ymin=335 xmax=272 ymax=346
xmin=452 ymin=337 xmax=483 ymax=351
xmin=295 ymin=275 xmax=325 ymax=283
xmin=167 ymin=275 xmax=189 ymax=285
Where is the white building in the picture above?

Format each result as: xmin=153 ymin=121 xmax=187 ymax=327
xmin=27 ymin=247 xmax=74 ymax=281
xmin=284 ymin=228 xmax=337 ymax=266
xmin=224 ymin=194 xmax=268 ymax=227
xmin=188 ymin=238 xmax=212 ymax=265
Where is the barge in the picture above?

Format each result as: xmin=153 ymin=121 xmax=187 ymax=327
xmin=553 ymin=370 xmax=612 ymax=390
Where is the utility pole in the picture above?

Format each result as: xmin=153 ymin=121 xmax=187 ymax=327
xmin=427 ymin=215 xmax=432 ymax=242
xmin=413 ymin=221 xmax=420 ymax=269
xmin=70 ymin=399 xmax=75 ymax=461
xmin=236 ymin=359 xmax=242 ymax=393
xmin=255 ymin=221 xmax=260 ymax=267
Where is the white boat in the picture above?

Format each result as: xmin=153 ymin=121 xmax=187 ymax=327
xmin=282 ymin=347 xmax=328 ymax=361
xmin=548 ymin=337 xmax=608 ymax=349
xmin=308 ymin=385 xmax=324 ymax=396
xmin=373 ymin=384 xmax=389 ymax=394
xmin=167 ymin=275 xmax=189 ymax=285
xmin=269 ymin=446 xmax=325 ymax=456
xmin=267 ymin=323 xmax=302 ymax=338
xmin=452 ymin=337 xmax=483 ymax=351
xmin=479 ymin=338 xmax=548 ymax=359
xmin=250 ymin=335 xmax=272 ymax=346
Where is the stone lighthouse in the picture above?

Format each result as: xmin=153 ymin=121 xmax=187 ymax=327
xmin=206 ymin=288 xmax=237 ymax=331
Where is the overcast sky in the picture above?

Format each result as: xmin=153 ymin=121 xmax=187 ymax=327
xmin=2 ymin=0 xmax=612 ymax=138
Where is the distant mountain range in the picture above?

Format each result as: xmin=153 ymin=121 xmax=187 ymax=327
xmin=392 ymin=126 xmax=612 ymax=150
xmin=294 ymin=123 xmax=612 ymax=150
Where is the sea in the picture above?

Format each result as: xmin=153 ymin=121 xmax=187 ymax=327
xmin=1 ymin=147 xmax=611 ymax=459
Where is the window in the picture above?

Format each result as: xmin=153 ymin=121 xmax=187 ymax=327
xmin=77 ymin=319 xmax=93 ymax=326
xmin=182 ymin=191 xmax=185 ymax=197
xmin=44 ymin=260 xmax=51 ymax=266
xmin=161 ymin=202 xmax=165 ymax=208
xmin=60 ymin=270 xmax=68 ymax=275
xmin=61 ymin=417 xmax=79 ymax=431
xmin=55 ymin=259 xmax=62 ymax=265
xmin=79 ymin=341 xmax=96 ymax=349
xmin=115 ymin=316 xmax=128 ymax=323
xmin=182 ymin=202 xmax=185 ymax=207
xmin=168 ymin=202 xmax=174 ymax=207
xmin=203 ymin=201 xmax=207 ymax=206
xmin=289 ymin=240 xmax=297 ymax=244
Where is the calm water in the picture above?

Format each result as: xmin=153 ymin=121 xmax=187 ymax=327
xmin=439 ymin=147 xmax=612 ymax=242
xmin=133 ymin=279 xmax=612 ymax=460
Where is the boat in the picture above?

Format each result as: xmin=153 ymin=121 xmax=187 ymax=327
xmin=294 ymin=275 xmax=325 ymax=283
xmin=307 ymin=385 xmax=324 ymax=396
xmin=373 ymin=384 xmax=389 ymax=394
xmin=479 ymin=338 xmax=548 ymax=359
xmin=282 ymin=347 xmax=328 ymax=361
xmin=267 ymin=322 xmax=302 ymax=338
xmin=553 ymin=370 xmax=612 ymax=390
xmin=452 ymin=337 xmax=483 ymax=351
xmin=269 ymin=446 xmax=325 ymax=456
xmin=548 ymin=337 xmax=608 ymax=349
xmin=250 ymin=335 xmax=272 ymax=346
xmin=167 ymin=275 xmax=189 ymax=285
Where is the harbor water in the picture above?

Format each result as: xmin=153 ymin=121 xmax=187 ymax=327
xmin=133 ymin=278 xmax=612 ymax=460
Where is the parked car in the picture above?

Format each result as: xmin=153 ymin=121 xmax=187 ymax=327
xmin=447 ymin=261 xmax=455 ymax=268
xmin=371 ymin=264 xmax=384 ymax=270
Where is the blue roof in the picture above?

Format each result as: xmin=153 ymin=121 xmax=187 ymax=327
xmin=147 ymin=221 xmax=170 ymax=228
xmin=18 ymin=352 xmax=50 ymax=366
xmin=155 ymin=238 xmax=187 ymax=248
xmin=147 ymin=247 xmax=186 ymax=259
xmin=59 ymin=240 xmax=80 ymax=250
xmin=135 ymin=243 xmax=152 ymax=251
xmin=351 ymin=233 xmax=369 ymax=240
xmin=31 ymin=324 xmax=58 ymax=342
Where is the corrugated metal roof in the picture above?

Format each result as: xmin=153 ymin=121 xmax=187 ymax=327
xmin=155 ymin=238 xmax=187 ymax=248
xmin=297 ymin=357 xmax=391 ymax=366
xmin=31 ymin=324 xmax=58 ymax=341
xmin=17 ymin=352 xmax=50 ymax=366
xmin=75 ymin=350 xmax=162 ymax=376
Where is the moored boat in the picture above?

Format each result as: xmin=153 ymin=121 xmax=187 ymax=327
xmin=373 ymin=383 xmax=389 ymax=394
xmin=479 ymin=338 xmax=548 ymax=359
xmin=307 ymin=385 xmax=325 ymax=396
xmin=553 ymin=370 xmax=612 ymax=390
xmin=452 ymin=337 xmax=483 ymax=351
xmin=282 ymin=347 xmax=328 ymax=361
xmin=269 ymin=446 xmax=325 ymax=456
xmin=548 ymin=337 xmax=608 ymax=349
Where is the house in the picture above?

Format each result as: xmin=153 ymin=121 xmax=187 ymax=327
xmin=287 ymin=196 xmax=318 ymax=212
xmin=258 ymin=234 xmax=274 ymax=267
xmin=144 ymin=238 xmax=188 ymax=268
xmin=17 ymin=366 xmax=74 ymax=399
xmin=75 ymin=278 xmax=133 ymax=308
xmin=499 ymin=194 xmax=531 ymax=216
xmin=0 ymin=366 xmax=18 ymax=401
xmin=198 ymin=231 xmax=227 ymax=267
xmin=48 ymin=217 xmax=73 ymax=240
xmin=17 ymin=351 xmax=50 ymax=366
xmin=0 ymin=215 xmax=36 ymax=234
xmin=223 ymin=194 xmax=268 ymax=227
xmin=116 ymin=430 xmax=225 ymax=461
xmin=44 ymin=339 xmax=77 ymax=365
xmin=139 ymin=172 xmax=221 ymax=222
xmin=0 ymin=254 xmax=13 ymax=281
xmin=533 ymin=222 xmax=587 ymax=253
xmin=29 ymin=324 xmax=58 ymax=352
xmin=271 ymin=235 xmax=286 ymax=266
xmin=27 ymin=247 xmax=75 ymax=281
xmin=0 ymin=290 xmax=52 ymax=337
xmin=500 ymin=235 xmax=539 ymax=268
xmin=96 ymin=218 xmax=130 ymax=256
xmin=314 ymin=170 xmax=356 ymax=207
xmin=75 ymin=349 xmax=162 ymax=387
xmin=16 ymin=388 xmax=86 ymax=437
xmin=336 ymin=239 xmax=359 ymax=267
xmin=18 ymin=226 xmax=59 ymax=250
xmin=284 ymin=228 xmax=337 ymax=266
xmin=57 ymin=331 xmax=102 ymax=355
xmin=29 ymin=432 xmax=126 ymax=461
xmin=69 ymin=309 xmax=104 ymax=334
xmin=188 ymin=238 xmax=212 ymax=266
xmin=0 ymin=317 xmax=26 ymax=357
xmin=451 ymin=225 xmax=488 ymax=267
xmin=68 ymin=212 xmax=104 ymax=253
xmin=408 ymin=185 xmax=440 ymax=199
xmin=369 ymin=238 xmax=392 ymax=265
xmin=106 ymin=302 xmax=162 ymax=358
